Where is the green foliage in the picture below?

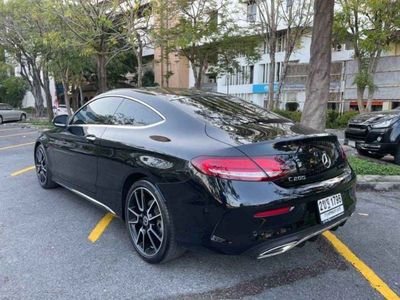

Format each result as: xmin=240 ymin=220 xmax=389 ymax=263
xmin=347 ymin=156 xmax=400 ymax=176
xmin=142 ymin=70 xmax=156 ymax=87
xmin=273 ymin=109 xmax=359 ymax=128
xmin=0 ymin=76 xmax=28 ymax=108
xmin=273 ymin=109 xmax=302 ymax=122
xmin=285 ymin=102 xmax=299 ymax=111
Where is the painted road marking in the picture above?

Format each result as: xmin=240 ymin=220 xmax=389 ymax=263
xmin=0 ymin=132 xmax=36 ymax=138
xmin=88 ymin=213 xmax=115 ymax=243
xmin=11 ymin=165 xmax=35 ymax=177
xmin=0 ymin=127 xmax=28 ymax=132
xmin=0 ymin=142 xmax=35 ymax=151
xmin=323 ymin=231 xmax=400 ymax=300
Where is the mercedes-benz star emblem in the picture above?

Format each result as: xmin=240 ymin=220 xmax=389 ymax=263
xmin=321 ymin=152 xmax=332 ymax=168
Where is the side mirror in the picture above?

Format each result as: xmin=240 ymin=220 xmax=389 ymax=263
xmin=53 ymin=115 xmax=68 ymax=128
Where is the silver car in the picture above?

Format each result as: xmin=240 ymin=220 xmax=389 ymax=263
xmin=0 ymin=103 xmax=26 ymax=124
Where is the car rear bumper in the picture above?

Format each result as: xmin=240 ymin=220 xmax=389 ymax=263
xmin=159 ymin=166 xmax=357 ymax=256
xmin=245 ymin=212 xmax=351 ymax=259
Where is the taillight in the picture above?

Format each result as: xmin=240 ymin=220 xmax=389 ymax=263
xmin=191 ymin=156 xmax=287 ymax=181
xmin=254 ymin=206 xmax=294 ymax=218
xmin=339 ymin=145 xmax=347 ymax=160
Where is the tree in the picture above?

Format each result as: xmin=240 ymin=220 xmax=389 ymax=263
xmin=0 ymin=0 xmax=52 ymax=118
xmin=334 ymin=0 xmax=400 ymax=112
xmin=118 ymin=0 xmax=152 ymax=88
xmin=156 ymin=0 xmax=257 ymax=89
xmin=0 ymin=76 xmax=28 ymax=108
xmin=255 ymin=0 xmax=313 ymax=109
xmin=55 ymin=0 xmax=125 ymax=93
xmin=300 ymin=0 xmax=334 ymax=130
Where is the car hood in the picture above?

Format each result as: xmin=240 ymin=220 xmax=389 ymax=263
xmin=350 ymin=110 xmax=400 ymax=125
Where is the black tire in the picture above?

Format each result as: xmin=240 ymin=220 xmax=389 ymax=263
xmin=20 ymin=114 xmax=26 ymax=122
xmin=0 ymin=116 xmax=3 ymax=125
xmin=124 ymin=180 xmax=184 ymax=264
xmin=34 ymin=144 xmax=58 ymax=189
xmin=395 ymin=145 xmax=400 ymax=165
xmin=357 ymin=148 xmax=384 ymax=159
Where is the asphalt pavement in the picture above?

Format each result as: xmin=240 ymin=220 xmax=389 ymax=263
xmin=0 ymin=123 xmax=399 ymax=300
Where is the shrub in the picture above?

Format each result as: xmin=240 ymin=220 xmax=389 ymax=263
xmin=272 ymin=109 xmax=302 ymax=122
xmin=272 ymin=109 xmax=359 ymax=128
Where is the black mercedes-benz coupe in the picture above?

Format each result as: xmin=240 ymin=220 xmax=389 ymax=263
xmin=34 ymin=89 xmax=356 ymax=263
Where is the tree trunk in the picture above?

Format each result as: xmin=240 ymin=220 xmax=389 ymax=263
xmin=96 ymin=53 xmax=107 ymax=93
xmin=267 ymin=48 xmax=276 ymax=110
xmin=32 ymin=70 xmax=45 ymax=118
xmin=42 ymin=69 xmax=54 ymax=121
xmin=365 ymin=54 xmax=381 ymax=112
xmin=136 ymin=38 xmax=144 ymax=88
xmin=356 ymin=85 xmax=365 ymax=112
xmin=301 ymin=0 xmax=334 ymax=130
xmin=62 ymin=80 xmax=72 ymax=117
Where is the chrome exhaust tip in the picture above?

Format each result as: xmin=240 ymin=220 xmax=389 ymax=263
xmin=257 ymin=241 xmax=298 ymax=259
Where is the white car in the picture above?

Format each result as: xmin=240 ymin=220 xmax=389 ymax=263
xmin=54 ymin=104 xmax=73 ymax=117
xmin=0 ymin=103 xmax=26 ymax=124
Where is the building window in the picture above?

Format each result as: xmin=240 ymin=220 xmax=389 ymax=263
xmin=247 ymin=1 xmax=257 ymax=23
xmin=249 ymin=65 xmax=254 ymax=84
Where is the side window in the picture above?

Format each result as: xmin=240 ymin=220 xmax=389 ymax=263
xmin=71 ymin=97 xmax=123 ymax=125
xmin=113 ymin=99 xmax=163 ymax=126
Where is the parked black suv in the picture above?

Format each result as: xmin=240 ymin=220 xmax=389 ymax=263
xmin=344 ymin=108 xmax=400 ymax=164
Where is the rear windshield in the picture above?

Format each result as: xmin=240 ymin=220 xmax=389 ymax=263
xmin=169 ymin=94 xmax=290 ymax=126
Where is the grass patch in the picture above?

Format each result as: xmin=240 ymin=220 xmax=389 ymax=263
xmin=347 ymin=155 xmax=400 ymax=176
xmin=22 ymin=119 xmax=53 ymax=128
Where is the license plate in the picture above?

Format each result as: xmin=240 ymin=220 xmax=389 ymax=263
xmin=347 ymin=140 xmax=356 ymax=147
xmin=317 ymin=194 xmax=344 ymax=223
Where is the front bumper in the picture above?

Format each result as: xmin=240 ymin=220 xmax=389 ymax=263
xmin=344 ymin=126 xmax=396 ymax=154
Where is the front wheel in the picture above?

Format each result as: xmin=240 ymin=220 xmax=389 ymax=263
xmin=125 ymin=180 xmax=184 ymax=264
xmin=34 ymin=144 xmax=58 ymax=189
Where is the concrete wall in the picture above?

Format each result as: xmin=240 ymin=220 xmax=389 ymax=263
xmin=344 ymin=56 xmax=400 ymax=101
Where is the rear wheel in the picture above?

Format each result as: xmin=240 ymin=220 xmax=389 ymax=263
xmin=34 ymin=145 xmax=58 ymax=189
xmin=125 ymin=180 xmax=184 ymax=264
xmin=20 ymin=114 xmax=26 ymax=122
xmin=357 ymin=148 xmax=384 ymax=159
xmin=0 ymin=116 xmax=3 ymax=125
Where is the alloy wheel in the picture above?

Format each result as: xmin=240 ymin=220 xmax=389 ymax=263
xmin=127 ymin=187 xmax=164 ymax=257
xmin=35 ymin=147 xmax=47 ymax=184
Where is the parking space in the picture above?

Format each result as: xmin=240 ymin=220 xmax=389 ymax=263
xmin=1 ymin=125 xmax=399 ymax=300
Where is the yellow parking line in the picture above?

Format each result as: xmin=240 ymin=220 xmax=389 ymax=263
xmin=0 ymin=132 xmax=36 ymax=138
xmin=0 ymin=142 xmax=35 ymax=151
xmin=88 ymin=213 xmax=115 ymax=243
xmin=323 ymin=231 xmax=400 ymax=300
xmin=11 ymin=165 xmax=35 ymax=177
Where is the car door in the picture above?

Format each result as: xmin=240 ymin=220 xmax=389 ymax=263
xmin=48 ymin=97 xmax=123 ymax=198
xmin=0 ymin=104 xmax=13 ymax=121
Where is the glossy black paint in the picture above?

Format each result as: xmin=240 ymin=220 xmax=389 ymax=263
xmin=345 ymin=109 xmax=400 ymax=156
xmin=37 ymin=88 xmax=357 ymax=256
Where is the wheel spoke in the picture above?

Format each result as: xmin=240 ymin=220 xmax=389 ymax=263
xmin=147 ymin=231 xmax=157 ymax=250
xmin=148 ymin=213 xmax=161 ymax=222
xmin=147 ymin=199 xmax=156 ymax=214
xmin=135 ymin=228 xmax=143 ymax=245
xmin=149 ymin=227 xmax=162 ymax=242
xmin=135 ymin=190 xmax=144 ymax=212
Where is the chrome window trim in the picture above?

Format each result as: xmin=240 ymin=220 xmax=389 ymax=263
xmin=69 ymin=94 xmax=166 ymax=129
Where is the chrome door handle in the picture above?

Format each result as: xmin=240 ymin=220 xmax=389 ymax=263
xmin=86 ymin=135 xmax=96 ymax=142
